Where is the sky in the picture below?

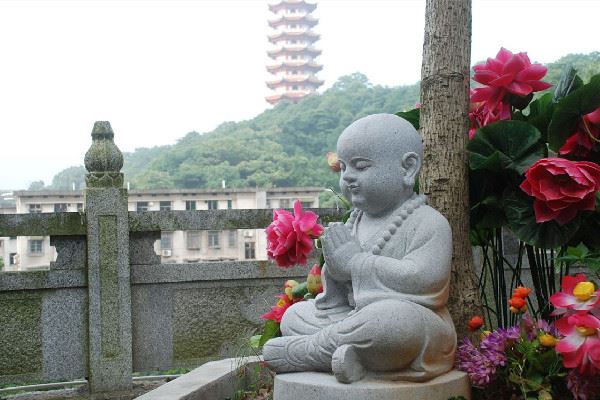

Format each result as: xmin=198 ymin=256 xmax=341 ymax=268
xmin=0 ymin=0 xmax=598 ymax=190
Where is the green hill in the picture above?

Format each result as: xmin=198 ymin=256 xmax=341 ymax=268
xmin=47 ymin=53 xmax=600 ymax=192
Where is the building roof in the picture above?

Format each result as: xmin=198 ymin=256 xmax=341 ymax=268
xmin=267 ymin=45 xmax=321 ymax=59
xmin=13 ymin=187 xmax=324 ymax=199
xmin=268 ymin=14 xmax=318 ymax=28
xmin=266 ymin=75 xmax=324 ymax=89
xmin=268 ymin=0 xmax=317 ymax=14
xmin=265 ymin=91 xmax=313 ymax=105
xmin=268 ymin=29 xmax=320 ymax=43
xmin=266 ymin=60 xmax=323 ymax=73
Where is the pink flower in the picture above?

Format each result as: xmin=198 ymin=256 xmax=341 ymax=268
xmin=550 ymin=274 xmax=600 ymax=316
xmin=472 ymin=47 xmax=552 ymax=100
xmin=520 ymin=158 xmax=600 ymax=225
xmin=560 ymin=107 xmax=600 ymax=158
xmin=555 ymin=313 xmax=600 ymax=375
xmin=468 ymin=98 xmax=511 ymax=140
xmin=266 ymin=200 xmax=324 ymax=268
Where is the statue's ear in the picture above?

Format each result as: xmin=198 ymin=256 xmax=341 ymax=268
xmin=401 ymin=152 xmax=421 ymax=187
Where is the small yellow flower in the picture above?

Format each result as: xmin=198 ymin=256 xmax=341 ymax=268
xmin=573 ymin=281 xmax=596 ymax=302
xmin=539 ymin=334 xmax=558 ymax=347
xmin=480 ymin=330 xmax=491 ymax=340
xmin=284 ymin=280 xmax=299 ymax=300
xmin=576 ymin=326 xmax=597 ymax=336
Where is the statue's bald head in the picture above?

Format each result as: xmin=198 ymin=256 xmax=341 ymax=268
xmin=337 ymin=113 xmax=423 ymax=167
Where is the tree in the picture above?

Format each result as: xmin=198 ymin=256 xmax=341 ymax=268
xmin=420 ymin=0 xmax=480 ymax=338
xmin=28 ymin=180 xmax=45 ymax=190
xmin=50 ymin=166 xmax=86 ymax=190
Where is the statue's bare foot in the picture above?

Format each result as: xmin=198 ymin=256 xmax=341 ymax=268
xmin=262 ymin=336 xmax=305 ymax=373
xmin=332 ymin=344 xmax=366 ymax=383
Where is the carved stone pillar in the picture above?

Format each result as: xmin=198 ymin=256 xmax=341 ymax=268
xmin=84 ymin=121 xmax=132 ymax=393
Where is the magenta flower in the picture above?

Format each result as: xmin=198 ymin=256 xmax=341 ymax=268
xmin=560 ymin=107 xmax=600 ymax=159
xmin=550 ymin=274 xmax=600 ymax=316
xmin=468 ymin=98 xmax=511 ymax=140
xmin=266 ymin=200 xmax=324 ymax=268
xmin=472 ymin=47 xmax=552 ymax=101
xmin=555 ymin=313 xmax=600 ymax=376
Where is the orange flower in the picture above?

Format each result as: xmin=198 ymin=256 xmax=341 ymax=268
xmin=509 ymin=295 xmax=528 ymax=313
xmin=513 ymin=286 xmax=532 ymax=299
xmin=467 ymin=316 xmax=484 ymax=331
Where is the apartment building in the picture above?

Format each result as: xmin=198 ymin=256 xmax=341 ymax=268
xmin=4 ymin=187 xmax=322 ymax=271
xmin=0 ymin=203 xmax=17 ymax=272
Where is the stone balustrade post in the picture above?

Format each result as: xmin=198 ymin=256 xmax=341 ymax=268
xmin=84 ymin=121 xmax=132 ymax=393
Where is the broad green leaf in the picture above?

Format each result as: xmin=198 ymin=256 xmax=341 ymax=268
xmin=395 ymin=108 xmax=420 ymax=130
xmin=258 ymin=320 xmax=280 ymax=347
xmin=250 ymin=335 xmax=261 ymax=349
xmin=468 ymin=120 xmax=545 ymax=175
xmin=504 ymin=190 xmax=581 ymax=248
xmin=553 ymin=65 xmax=584 ymax=103
xmin=526 ymin=93 xmax=555 ymax=142
xmin=548 ymin=74 xmax=600 ymax=151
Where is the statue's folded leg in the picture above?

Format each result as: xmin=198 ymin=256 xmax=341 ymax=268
xmin=264 ymin=299 xmax=431 ymax=382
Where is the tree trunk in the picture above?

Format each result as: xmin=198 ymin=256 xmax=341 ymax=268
xmin=420 ymin=0 xmax=480 ymax=339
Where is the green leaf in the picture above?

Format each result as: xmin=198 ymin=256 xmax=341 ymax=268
xmin=504 ymin=190 xmax=581 ymax=248
xmin=548 ymin=74 xmax=600 ymax=151
xmin=553 ymin=65 xmax=584 ymax=102
xmin=467 ymin=120 xmax=545 ymax=175
xmin=258 ymin=320 xmax=281 ymax=347
xmin=525 ymin=93 xmax=555 ymax=142
xmin=291 ymin=281 xmax=308 ymax=298
xmin=395 ymin=108 xmax=420 ymax=130
xmin=250 ymin=335 xmax=261 ymax=349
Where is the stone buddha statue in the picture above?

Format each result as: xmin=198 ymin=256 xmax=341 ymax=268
xmin=263 ymin=113 xmax=456 ymax=384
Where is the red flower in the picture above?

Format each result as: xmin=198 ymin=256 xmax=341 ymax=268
xmin=261 ymin=294 xmax=293 ymax=323
xmin=509 ymin=296 xmax=528 ymax=313
xmin=467 ymin=316 xmax=484 ymax=331
xmin=559 ymin=107 xmax=600 ymax=158
xmin=468 ymin=98 xmax=511 ymax=140
xmin=266 ymin=200 xmax=324 ymax=268
xmin=520 ymin=158 xmax=600 ymax=225
xmin=472 ymin=47 xmax=551 ymax=101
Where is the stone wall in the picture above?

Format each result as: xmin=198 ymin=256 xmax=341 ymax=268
xmin=0 ymin=121 xmax=343 ymax=395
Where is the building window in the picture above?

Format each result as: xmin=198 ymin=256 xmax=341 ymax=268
xmin=301 ymin=201 xmax=313 ymax=209
xmin=228 ymin=230 xmax=236 ymax=248
xmin=77 ymin=203 xmax=84 ymax=212
xmin=137 ymin=201 xmax=149 ymax=211
xmin=0 ymin=240 xmax=3 ymax=248
xmin=159 ymin=201 xmax=172 ymax=211
xmin=245 ymin=242 xmax=256 ymax=259
xmin=29 ymin=204 xmax=42 ymax=213
xmin=185 ymin=200 xmax=196 ymax=211
xmin=28 ymin=239 xmax=44 ymax=255
xmin=186 ymin=231 xmax=202 ymax=250
xmin=280 ymin=199 xmax=290 ymax=208
xmin=160 ymin=232 xmax=173 ymax=250
xmin=54 ymin=203 xmax=68 ymax=212
xmin=292 ymin=85 xmax=299 ymax=90
xmin=266 ymin=199 xmax=272 ymax=209
xmin=292 ymin=70 xmax=298 ymax=75
xmin=9 ymin=253 xmax=17 ymax=265
xmin=208 ymin=231 xmax=220 ymax=248
xmin=227 ymin=200 xmax=233 ymax=209
xmin=291 ymin=55 xmax=298 ymax=60
xmin=206 ymin=200 xmax=218 ymax=210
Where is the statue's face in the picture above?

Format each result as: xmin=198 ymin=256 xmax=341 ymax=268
xmin=337 ymin=135 xmax=411 ymax=217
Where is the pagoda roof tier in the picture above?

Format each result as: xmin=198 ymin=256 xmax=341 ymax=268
xmin=266 ymin=91 xmax=312 ymax=105
xmin=268 ymin=29 xmax=320 ymax=43
xmin=268 ymin=14 xmax=318 ymax=28
xmin=267 ymin=45 xmax=321 ymax=58
xmin=266 ymin=60 xmax=323 ymax=73
xmin=269 ymin=0 xmax=317 ymax=14
xmin=266 ymin=75 xmax=324 ymax=89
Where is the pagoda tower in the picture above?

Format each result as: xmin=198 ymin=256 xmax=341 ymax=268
xmin=266 ymin=0 xmax=323 ymax=105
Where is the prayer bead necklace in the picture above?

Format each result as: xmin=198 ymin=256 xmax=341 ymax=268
xmin=344 ymin=194 xmax=427 ymax=255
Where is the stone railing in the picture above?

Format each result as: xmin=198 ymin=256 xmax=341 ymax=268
xmin=0 ymin=121 xmax=343 ymax=395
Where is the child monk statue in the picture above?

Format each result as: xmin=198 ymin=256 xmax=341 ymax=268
xmin=263 ymin=113 xmax=457 ymax=383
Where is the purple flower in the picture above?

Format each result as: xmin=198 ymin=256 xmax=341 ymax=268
xmin=456 ymin=338 xmax=498 ymax=387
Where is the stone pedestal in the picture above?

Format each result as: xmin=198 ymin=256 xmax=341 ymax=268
xmin=274 ymin=370 xmax=470 ymax=400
